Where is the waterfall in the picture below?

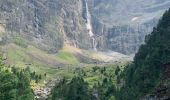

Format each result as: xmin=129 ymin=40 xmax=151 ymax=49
xmin=85 ymin=0 xmax=97 ymax=51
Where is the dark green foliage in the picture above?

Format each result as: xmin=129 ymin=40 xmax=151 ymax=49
xmin=0 ymin=70 xmax=18 ymax=100
xmin=74 ymin=68 xmax=87 ymax=77
xmin=92 ymin=66 xmax=99 ymax=72
xmin=51 ymin=77 xmax=90 ymax=100
xmin=30 ymin=70 xmax=42 ymax=83
xmin=116 ymin=8 xmax=170 ymax=100
xmin=115 ymin=66 xmax=120 ymax=75
xmin=100 ymin=67 xmax=106 ymax=74
xmin=44 ymin=73 xmax=47 ymax=77
xmin=66 ymin=77 xmax=90 ymax=100
xmin=97 ymin=77 xmax=116 ymax=100
xmin=0 ymin=55 xmax=34 ymax=100
xmin=51 ymin=65 xmax=119 ymax=100
xmin=51 ymin=78 xmax=67 ymax=100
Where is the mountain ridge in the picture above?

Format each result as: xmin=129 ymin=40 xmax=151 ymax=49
xmin=1 ymin=0 xmax=170 ymax=55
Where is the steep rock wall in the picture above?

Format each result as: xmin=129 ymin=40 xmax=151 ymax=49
xmin=1 ymin=0 xmax=170 ymax=55
xmin=0 ymin=0 xmax=91 ymax=53
xmin=90 ymin=0 xmax=170 ymax=54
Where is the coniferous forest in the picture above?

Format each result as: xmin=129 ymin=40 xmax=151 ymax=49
xmin=0 ymin=0 xmax=170 ymax=100
xmin=50 ymin=8 xmax=170 ymax=100
xmin=0 ymin=56 xmax=34 ymax=100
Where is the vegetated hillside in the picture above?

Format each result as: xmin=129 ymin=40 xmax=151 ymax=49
xmin=0 ymin=54 xmax=35 ymax=100
xmin=116 ymin=8 xmax=170 ymax=100
xmin=0 ymin=43 xmax=131 ymax=99
xmin=50 ymin=64 xmax=125 ymax=100
xmin=49 ymin=8 xmax=170 ymax=100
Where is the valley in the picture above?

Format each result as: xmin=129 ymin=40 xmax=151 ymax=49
xmin=0 ymin=0 xmax=170 ymax=100
xmin=0 ymin=43 xmax=131 ymax=77
xmin=0 ymin=43 xmax=131 ymax=99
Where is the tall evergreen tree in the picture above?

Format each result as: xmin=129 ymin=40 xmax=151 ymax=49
xmin=0 ymin=54 xmax=34 ymax=100
xmin=117 ymin=8 xmax=170 ymax=100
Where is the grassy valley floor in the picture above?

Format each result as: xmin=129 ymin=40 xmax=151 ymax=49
xmin=0 ymin=43 xmax=132 ymax=99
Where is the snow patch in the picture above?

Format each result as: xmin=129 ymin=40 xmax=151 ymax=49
xmin=131 ymin=17 xmax=140 ymax=22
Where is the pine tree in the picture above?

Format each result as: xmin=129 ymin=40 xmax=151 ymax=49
xmin=117 ymin=8 xmax=170 ymax=100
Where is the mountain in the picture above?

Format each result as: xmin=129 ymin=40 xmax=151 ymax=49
xmin=0 ymin=0 xmax=91 ymax=53
xmin=50 ymin=8 xmax=170 ymax=100
xmin=0 ymin=0 xmax=170 ymax=55
xmin=0 ymin=1 xmax=131 ymax=95
xmin=91 ymin=0 xmax=170 ymax=54
xmin=0 ymin=0 xmax=170 ymax=100
xmin=117 ymin=8 xmax=170 ymax=100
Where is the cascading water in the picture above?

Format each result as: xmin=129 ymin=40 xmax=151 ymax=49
xmin=85 ymin=0 xmax=97 ymax=51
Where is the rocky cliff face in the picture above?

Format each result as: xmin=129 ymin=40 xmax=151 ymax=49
xmin=0 ymin=0 xmax=170 ymax=55
xmin=0 ymin=0 xmax=91 ymax=53
xmin=90 ymin=0 xmax=170 ymax=54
